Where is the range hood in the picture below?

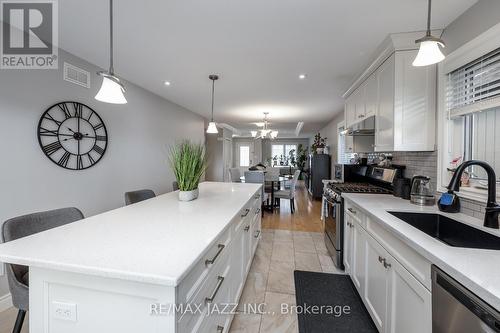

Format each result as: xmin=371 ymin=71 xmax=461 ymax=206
xmin=347 ymin=116 xmax=375 ymax=136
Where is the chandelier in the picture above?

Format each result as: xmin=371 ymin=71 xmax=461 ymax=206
xmin=257 ymin=112 xmax=278 ymax=139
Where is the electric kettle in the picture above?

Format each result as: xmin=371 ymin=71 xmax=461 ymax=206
xmin=410 ymin=176 xmax=435 ymax=206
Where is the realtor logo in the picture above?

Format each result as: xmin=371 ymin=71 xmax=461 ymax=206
xmin=1 ymin=0 xmax=58 ymax=69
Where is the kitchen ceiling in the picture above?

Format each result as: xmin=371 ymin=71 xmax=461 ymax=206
xmin=57 ymin=0 xmax=477 ymax=137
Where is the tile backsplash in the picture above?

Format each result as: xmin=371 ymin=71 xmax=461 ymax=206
xmin=391 ymin=151 xmax=438 ymax=191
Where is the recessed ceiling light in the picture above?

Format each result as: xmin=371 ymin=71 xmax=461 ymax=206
xmin=299 ymin=74 xmax=307 ymax=80
xmin=164 ymin=81 xmax=171 ymax=86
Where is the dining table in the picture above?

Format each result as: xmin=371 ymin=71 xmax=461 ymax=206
xmin=240 ymin=174 xmax=293 ymax=211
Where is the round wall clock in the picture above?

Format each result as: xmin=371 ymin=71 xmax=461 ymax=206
xmin=37 ymin=102 xmax=108 ymax=170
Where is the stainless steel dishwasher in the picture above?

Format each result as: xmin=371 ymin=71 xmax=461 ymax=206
xmin=432 ymin=265 xmax=500 ymax=333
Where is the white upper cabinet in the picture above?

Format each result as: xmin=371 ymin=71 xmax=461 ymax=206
xmin=393 ymin=50 xmax=436 ymax=151
xmin=345 ymin=94 xmax=357 ymax=128
xmin=364 ymin=74 xmax=378 ymax=118
xmin=343 ymin=32 xmax=437 ymax=152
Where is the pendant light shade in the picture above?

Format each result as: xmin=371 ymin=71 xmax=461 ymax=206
xmin=95 ymin=0 xmax=127 ymax=104
xmin=206 ymin=75 xmax=219 ymax=134
xmin=413 ymin=0 xmax=445 ymax=67
xmin=95 ymin=74 xmax=127 ymax=104
xmin=207 ymin=122 xmax=218 ymax=134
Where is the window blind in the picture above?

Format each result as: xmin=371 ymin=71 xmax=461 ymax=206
xmin=447 ymin=47 xmax=500 ymax=118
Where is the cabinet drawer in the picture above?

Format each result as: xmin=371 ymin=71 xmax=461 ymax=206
xmin=345 ymin=201 xmax=366 ymax=228
xmin=233 ymin=200 xmax=256 ymax=234
xmin=178 ymin=255 xmax=232 ymax=332
xmin=178 ymin=226 xmax=232 ymax=306
xmin=366 ymin=217 xmax=431 ymax=290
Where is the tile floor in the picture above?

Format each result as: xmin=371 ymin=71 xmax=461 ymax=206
xmin=229 ymin=229 xmax=344 ymax=333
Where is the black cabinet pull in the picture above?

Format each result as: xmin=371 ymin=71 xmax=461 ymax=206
xmin=205 ymin=276 xmax=224 ymax=303
xmin=241 ymin=209 xmax=250 ymax=217
xmin=205 ymin=244 xmax=225 ymax=266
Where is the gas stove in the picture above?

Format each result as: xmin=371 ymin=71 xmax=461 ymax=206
xmin=323 ymin=164 xmax=402 ymax=271
xmin=329 ymin=182 xmax=392 ymax=194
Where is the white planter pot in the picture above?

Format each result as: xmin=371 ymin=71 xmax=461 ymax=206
xmin=316 ymin=148 xmax=324 ymax=154
xmin=178 ymin=188 xmax=199 ymax=202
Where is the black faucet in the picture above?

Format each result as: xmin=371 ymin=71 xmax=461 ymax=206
xmin=447 ymin=160 xmax=500 ymax=229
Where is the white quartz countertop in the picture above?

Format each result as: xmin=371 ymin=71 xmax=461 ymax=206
xmin=342 ymin=193 xmax=500 ymax=310
xmin=0 ymin=182 xmax=261 ymax=287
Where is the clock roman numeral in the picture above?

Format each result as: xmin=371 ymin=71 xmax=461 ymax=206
xmin=92 ymin=145 xmax=104 ymax=155
xmin=43 ymin=113 xmax=62 ymax=126
xmin=73 ymin=103 xmax=83 ymax=118
xmin=57 ymin=151 xmax=71 ymax=167
xmin=95 ymin=135 xmax=106 ymax=142
xmin=43 ymin=141 xmax=62 ymax=155
xmin=77 ymin=155 xmax=84 ymax=170
xmin=39 ymin=127 xmax=58 ymax=137
xmin=93 ymin=123 xmax=104 ymax=131
xmin=87 ymin=153 xmax=95 ymax=165
xmin=58 ymin=103 xmax=72 ymax=119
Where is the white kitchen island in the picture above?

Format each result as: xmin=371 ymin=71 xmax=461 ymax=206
xmin=0 ymin=182 xmax=263 ymax=333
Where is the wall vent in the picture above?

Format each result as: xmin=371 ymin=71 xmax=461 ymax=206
xmin=63 ymin=62 xmax=90 ymax=88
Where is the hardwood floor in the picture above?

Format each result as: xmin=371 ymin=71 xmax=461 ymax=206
xmin=0 ymin=307 xmax=28 ymax=333
xmin=262 ymin=181 xmax=324 ymax=232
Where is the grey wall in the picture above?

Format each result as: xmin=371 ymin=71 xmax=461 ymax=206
xmin=0 ymin=49 xmax=205 ymax=297
xmin=442 ymin=0 xmax=500 ymax=54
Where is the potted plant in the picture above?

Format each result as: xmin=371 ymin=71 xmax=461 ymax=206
xmin=311 ymin=133 xmax=327 ymax=154
xmin=169 ymin=140 xmax=208 ymax=201
xmin=296 ymin=144 xmax=308 ymax=179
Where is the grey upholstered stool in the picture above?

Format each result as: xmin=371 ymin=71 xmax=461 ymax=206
xmin=1 ymin=207 xmax=84 ymax=333
xmin=124 ymin=189 xmax=156 ymax=205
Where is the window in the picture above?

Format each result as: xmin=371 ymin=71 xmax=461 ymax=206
xmin=271 ymin=144 xmax=297 ymax=166
xmin=239 ymin=146 xmax=250 ymax=167
xmin=337 ymin=125 xmax=352 ymax=164
xmin=445 ymin=47 xmax=500 ymax=184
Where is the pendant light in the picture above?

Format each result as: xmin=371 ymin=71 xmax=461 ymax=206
xmin=95 ymin=0 xmax=127 ymax=104
xmin=206 ymin=75 xmax=219 ymax=134
xmin=412 ymin=0 xmax=445 ymax=67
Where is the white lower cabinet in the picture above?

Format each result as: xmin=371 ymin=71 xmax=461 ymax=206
xmin=364 ymin=232 xmax=390 ymax=332
xmin=344 ymin=200 xmax=431 ymax=333
xmin=386 ymin=257 xmax=431 ymax=333
xmin=351 ymin=219 xmax=366 ymax=293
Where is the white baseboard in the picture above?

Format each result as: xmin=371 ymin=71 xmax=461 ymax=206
xmin=0 ymin=293 xmax=12 ymax=312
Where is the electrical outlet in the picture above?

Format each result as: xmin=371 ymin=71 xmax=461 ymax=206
xmin=51 ymin=301 xmax=77 ymax=322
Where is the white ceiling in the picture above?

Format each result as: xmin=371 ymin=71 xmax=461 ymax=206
xmin=58 ymin=0 xmax=477 ymax=137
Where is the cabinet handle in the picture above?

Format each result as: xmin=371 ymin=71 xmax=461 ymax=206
xmin=254 ymin=194 xmax=260 ymax=199
xmin=205 ymin=276 xmax=225 ymax=304
xmin=254 ymin=230 xmax=261 ymax=238
xmin=244 ymin=225 xmax=250 ymax=232
xmin=205 ymin=244 xmax=225 ymax=266
xmin=378 ymin=256 xmax=384 ymax=263
xmin=241 ymin=209 xmax=250 ymax=217
xmin=217 ymin=326 xmax=224 ymax=333
xmin=383 ymin=261 xmax=392 ymax=269
xmin=347 ymin=208 xmax=356 ymax=214
xmin=255 ymin=208 xmax=261 ymax=215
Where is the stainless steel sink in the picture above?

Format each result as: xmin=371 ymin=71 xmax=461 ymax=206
xmin=388 ymin=211 xmax=500 ymax=250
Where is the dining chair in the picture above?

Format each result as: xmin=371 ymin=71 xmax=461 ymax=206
xmin=244 ymin=171 xmax=268 ymax=216
xmin=229 ymin=168 xmax=242 ymax=183
xmin=274 ymin=170 xmax=301 ymax=213
xmin=124 ymin=189 xmax=156 ymax=205
xmin=1 ymin=207 xmax=84 ymax=333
